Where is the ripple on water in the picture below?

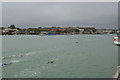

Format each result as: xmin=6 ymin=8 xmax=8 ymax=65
xmin=19 ymin=67 xmax=41 ymax=78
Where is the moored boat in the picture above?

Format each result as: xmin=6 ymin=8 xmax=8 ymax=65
xmin=114 ymin=36 xmax=120 ymax=46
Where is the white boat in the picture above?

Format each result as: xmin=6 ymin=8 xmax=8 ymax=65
xmin=114 ymin=36 xmax=120 ymax=46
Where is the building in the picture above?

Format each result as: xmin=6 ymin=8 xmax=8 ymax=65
xmin=77 ymin=27 xmax=96 ymax=34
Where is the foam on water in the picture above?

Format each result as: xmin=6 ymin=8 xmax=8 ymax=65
xmin=3 ymin=51 xmax=38 ymax=60
xmin=11 ymin=60 xmax=20 ymax=63
xmin=19 ymin=67 xmax=41 ymax=78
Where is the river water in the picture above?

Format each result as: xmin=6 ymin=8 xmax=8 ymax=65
xmin=2 ymin=35 xmax=118 ymax=78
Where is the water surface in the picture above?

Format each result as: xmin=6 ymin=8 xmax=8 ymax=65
xmin=2 ymin=35 xmax=118 ymax=78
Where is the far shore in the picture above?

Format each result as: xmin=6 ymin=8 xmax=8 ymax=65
xmin=1 ymin=33 xmax=116 ymax=36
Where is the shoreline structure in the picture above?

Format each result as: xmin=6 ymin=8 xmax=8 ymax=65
xmin=0 ymin=25 xmax=119 ymax=35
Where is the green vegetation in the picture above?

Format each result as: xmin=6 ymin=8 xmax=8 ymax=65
xmin=1 ymin=25 xmax=118 ymax=35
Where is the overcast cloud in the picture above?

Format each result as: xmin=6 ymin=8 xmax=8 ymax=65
xmin=0 ymin=3 xmax=2 ymax=26
xmin=2 ymin=2 xmax=118 ymax=29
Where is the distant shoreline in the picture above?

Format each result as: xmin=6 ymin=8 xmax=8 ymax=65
xmin=1 ymin=34 xmax=116 ymax=36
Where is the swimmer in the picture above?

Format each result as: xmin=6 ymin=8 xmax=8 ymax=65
xmin=0 ymin=64 xmax=6 ymax=66
xmin=47 ymin=59 xmax=54 ymax=64
xmin=0 ymin=64 xmax=3 ymax=66
xmin=50 ymin=59 xmax=54 ymax=62
xmin=2 ymin=57 xmax=8 ymax=59
xmin=2 ymin=57 xmax=5 ymax=59
xmin=1 ymin=62 xmax=12 ymax=66
xmin=47 ymin=61 xmax=53 ymax=64
xmin=76 ymin=42 xmax=78 ymax=43
xmin=19 ymin=55 xmax=23 ymax=57
xmin=50 ymin=61 xmax=53 ymax=63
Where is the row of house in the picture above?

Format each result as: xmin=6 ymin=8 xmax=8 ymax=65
xmin=0 ymin=25 xmax=118 ymax=35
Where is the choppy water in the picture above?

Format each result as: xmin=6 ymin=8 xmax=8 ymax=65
xmin=2 ymin=35 xmax=118 ymax=78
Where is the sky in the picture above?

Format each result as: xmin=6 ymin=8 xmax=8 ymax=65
xmin=2 ymin=2 xmax=118 ymax=29
xmin=1 ymin=0 xmax=119 ymax=2
xmin=0 ymin=3 xmax=2 ymax=27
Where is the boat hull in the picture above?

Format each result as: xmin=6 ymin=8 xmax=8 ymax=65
xmin=114 ymin=36 xmax=120 ymax=46
xmin=114 ymin=41 xmax=120 ymax=46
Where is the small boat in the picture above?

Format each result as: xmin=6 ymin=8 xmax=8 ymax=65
xmin=114 ymin=36 xmax=120 ymax=46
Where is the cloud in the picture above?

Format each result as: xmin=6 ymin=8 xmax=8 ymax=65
xmin=0 ymin=3 xmax=2 ymax=26
xmin=2 ymin=2 xmax=118 ymax=28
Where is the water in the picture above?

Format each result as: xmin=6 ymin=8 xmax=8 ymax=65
xmin=2 ymin=35 xmax=118 ymax=78
xmin=0 ymin=35 xmax=2 ymax=79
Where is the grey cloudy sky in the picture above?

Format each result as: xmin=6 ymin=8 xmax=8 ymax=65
xmin=0 ymin=3 xmax=2 ymax=26
xmin=2 ymin=2 xmax=118 ymax=29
